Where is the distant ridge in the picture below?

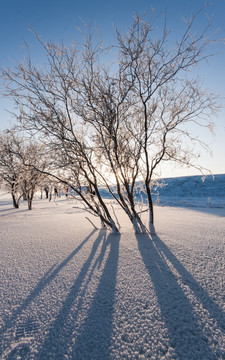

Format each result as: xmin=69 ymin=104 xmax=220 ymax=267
xmin=99 ymin=174 xmax=225 ymax=208
xmin=150 ymin=174 xmax=225 ymax=208
xmin=153 ymin=174 xmax=225 ymax=198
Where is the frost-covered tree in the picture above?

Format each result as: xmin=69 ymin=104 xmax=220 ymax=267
xmin=106 ymin=11 xmax=220 ymax=233
xmin=69 ymin=10 xmax=220 ymax=233
xmin=0 ymin=131 xmax=47 ymax=210
xmin=0 ymin=133 xmax=23 ymax=208
xmin=1 ymin=7 xmax=221 ymax=233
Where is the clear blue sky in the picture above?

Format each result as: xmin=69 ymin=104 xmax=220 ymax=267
xmin=0 ymin=0 xmax=224 ymax=177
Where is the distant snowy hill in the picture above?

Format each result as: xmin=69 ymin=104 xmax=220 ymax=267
xmin=153 ymin=174 xmax=225 ymax=198
xmin=147 ymin=174 xmax=225 ymax=208
xmin=100 ymin=174 xmax=225 ymax=209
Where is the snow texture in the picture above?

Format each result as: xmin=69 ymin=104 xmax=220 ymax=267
xmin=0 ymin=181 xmax=225 ymax=359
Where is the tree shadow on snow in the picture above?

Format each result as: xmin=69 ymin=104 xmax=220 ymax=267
xmin=0 ymin=229 xmax=97 ymax=359
xmin=70 ymin=232 xmax=120 ymax=360
xmin=136 ymin=233 xmax=225 ymax=360
xmin=37 ymin=231 xmax=120 ymax=360
xmin=0 ymin=200 xmax=13 ymax=207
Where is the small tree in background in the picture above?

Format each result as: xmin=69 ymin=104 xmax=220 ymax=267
xmin=0 ymin=132 xmax=23 ymax=208
xmin=0 ymin=131 xmax=47 ymax=210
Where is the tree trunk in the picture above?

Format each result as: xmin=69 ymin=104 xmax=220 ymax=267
xmin=131 ymin=209 xmax=147 ymax=234
xmin=145 ymin=181 xmax=156 ymax=235
xmin=27 ymin=191 xmax=34 ymax=210
xmin=11 ymin=193 xmax=19 ymax=209
xmin=27 ymin=198 xmax=32 ymax=210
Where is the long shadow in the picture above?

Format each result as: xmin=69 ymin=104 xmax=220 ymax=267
xmin=136 ymin=233 xmax=223 ymax=360
xmin=0 ymin=229 xmax=97 ymax=358
xmin=153 ymin=234 xmax=225 ymax=330
xmin=70 ymin=233 xmax=120 ymax=360
xmin=0 ymin=208 xmax=15 ymax=213
xmin=0 ymin=200 xmax=13 ymax=207
xmin=37 ymin=230 xmax=108 ymax=359
xmin=0 ymin=208 xmax=29 ymax=217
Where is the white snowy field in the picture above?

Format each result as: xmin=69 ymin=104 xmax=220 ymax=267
xmin=0 ymin=192 xmax=225 ymax=360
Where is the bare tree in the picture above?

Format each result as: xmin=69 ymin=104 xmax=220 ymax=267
xmin=0 ymin=132 xmax=23 ymax=208
xmin=1 ymin=7 xmax=221 ymax=233
xmin=74 ymin=10 xmax=220 ymax=233
xmin=112 ymin=11 xmax=220 ymax=233
xmin=112 ymin=14 xmax=221 ymax=232
xmin=18 ymin=141 xmax=48 ymax=209
xmin=0 ymin=131 xmax=47 ymax=210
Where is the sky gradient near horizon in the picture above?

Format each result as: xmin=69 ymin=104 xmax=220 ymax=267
xmin=0 ymin=0 xmax=224 ymax=178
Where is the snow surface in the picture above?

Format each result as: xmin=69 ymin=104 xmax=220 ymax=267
xmin=0 ymin=191 xmax=225 ymax=359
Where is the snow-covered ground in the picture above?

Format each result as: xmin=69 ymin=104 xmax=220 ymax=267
xmin=0 ymin=191 xmax=225 ymax=359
